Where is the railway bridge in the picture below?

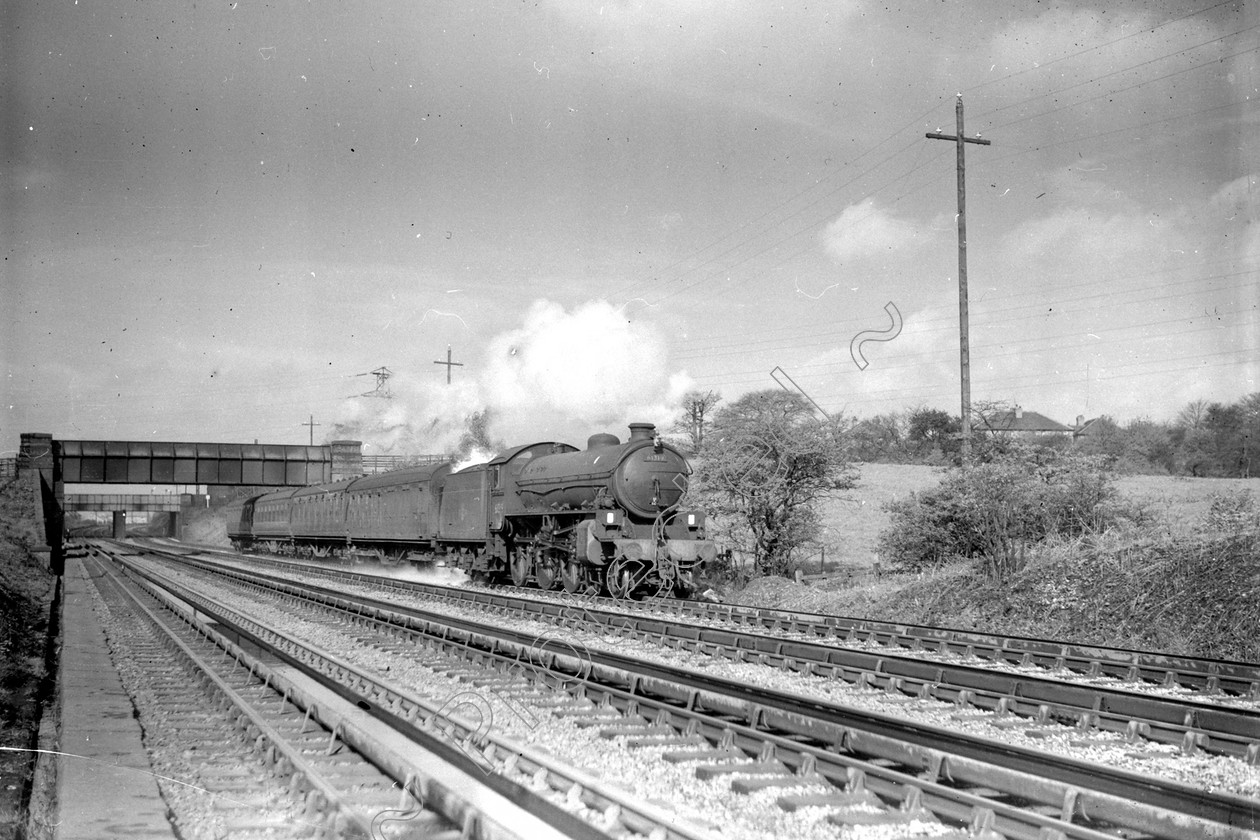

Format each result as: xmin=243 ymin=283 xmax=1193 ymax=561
xmin=63 ymin=492 xmax=193 ymax=541
xmin=17 ymin=433 xmax=365 ymax=573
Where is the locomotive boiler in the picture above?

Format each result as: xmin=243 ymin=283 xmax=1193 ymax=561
xmin=224 ymin=423 xmax=716 ymax=598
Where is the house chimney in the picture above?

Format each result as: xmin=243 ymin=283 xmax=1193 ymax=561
xmin=1014 ymin=405 xmax=1023 ymax=420
xmin=1075 ymin=415 xmax=1084 ymax=428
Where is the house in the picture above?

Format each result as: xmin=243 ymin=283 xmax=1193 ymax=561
xmin=977 ymin=405 xmax=1073 ymax=436
xmin=1072 ymin=415 xmax=1106 ymax=440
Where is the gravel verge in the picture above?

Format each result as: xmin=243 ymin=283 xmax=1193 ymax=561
xmin=142 ymin=560 xmax=964 ymax=840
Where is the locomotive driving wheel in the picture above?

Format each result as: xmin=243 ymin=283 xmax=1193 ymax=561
xmin=509 ymin=547 xmax=531 ymax=587
xmin=534 ymin=548 xmax=562 ymax=591
xmin=562 ymin=559 xmax=597 ymax=595
xmin=606 ymin=557 xmax=647 ymax=600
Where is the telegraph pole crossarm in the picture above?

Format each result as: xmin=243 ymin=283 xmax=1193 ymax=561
xmin=301 ymin=415 xmax=321 ymax=446
xmin=434 ymin=345 xmax=464 ymax=385
xmin=927 ymin=94 xmax=991 ymax=461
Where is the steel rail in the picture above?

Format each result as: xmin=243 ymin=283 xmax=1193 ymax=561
xmin=81 ymin=551 xmax=432 ymax=839
xmin=380 ymin=576 xmax=1260 ymax=762
xmin=102 ymin=547 xmax=719 ymax=840
xmin=134 ymin=547 xmax=1260 ymax=839
xmin=491 ymin=583 xmax=1260 ymax=697
xmin=143 ymin=543 xmax=1260 ymax=763
xmin=141 ymin=537 xmax=1260 ymax=698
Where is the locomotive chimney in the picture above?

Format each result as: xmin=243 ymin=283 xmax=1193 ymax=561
xmin=627 ymin=422 xmax=656 ymax=442
xmin=586 ymin=433 xmax=621 ymax=450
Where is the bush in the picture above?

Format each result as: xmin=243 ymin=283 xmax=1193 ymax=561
xmin=1204 ymin=490 xmax=1257 ymax=532
xmin=878 ymin=444 xmax=1131 ymax=578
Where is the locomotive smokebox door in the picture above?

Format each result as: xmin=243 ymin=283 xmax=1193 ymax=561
xmin=615 ymin=448 xmax=688 ymax=517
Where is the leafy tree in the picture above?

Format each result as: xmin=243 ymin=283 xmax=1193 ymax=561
xmin=907 ymin=408 xmax=960 ymax=459
xmin=1079 ymin=416 xmax=1173 ymax=474
xmin=1205 ymin=403 xmax=1247 ymax=476
xmin=850 ymin=412 xmax=909 ymax=462
xmin=1119 ymin=418 xmax=1175 ymax=474
xmin=1173 ymin=423 xmax=1216 ymax=477
xmin=670 ymin=390 xmax=721 ymax=455
xmin=695 ymin=390 xmax=856 ymax=577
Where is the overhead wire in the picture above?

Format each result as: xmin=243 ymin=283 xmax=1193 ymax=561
xmin=621 ymin=1 xmax=1253 ymax=317
xmin=673 ymin=264 xmax=1256 ymax=360
xmin=648 ymin=11 xmax=1259 ymax=404
xmin=961 ymin=0 xmax=1243 ymax=96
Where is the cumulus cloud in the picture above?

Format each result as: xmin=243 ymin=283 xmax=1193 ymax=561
xmin=821 ymin=200 xmax=937 ymax=265
xmin=794 ymin=166 xmax=1257 ymax=426
xmin=329 ymin=299 xmax=692 ymax=459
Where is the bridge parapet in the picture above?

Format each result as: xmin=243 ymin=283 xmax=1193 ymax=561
xmin=58 ymin=440 xmax=336 ymax=486
xmin=63 ymin=494 xmax=187 ymax=512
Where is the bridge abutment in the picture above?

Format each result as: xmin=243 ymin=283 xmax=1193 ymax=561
xmin=20 ymin=432 xmax=63 ymax=574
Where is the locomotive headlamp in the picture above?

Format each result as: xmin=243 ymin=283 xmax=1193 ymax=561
xmin=687 ymin=514 xmax=696 ymax=527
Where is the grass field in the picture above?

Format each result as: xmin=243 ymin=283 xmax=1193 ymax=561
xmin=1112 ymin=472 xmax=1260 ymax=532
xmin=809 ymin=463 xmax=1260 ymax=570
xmin=812 ymin=462 xmax=945 ymax=570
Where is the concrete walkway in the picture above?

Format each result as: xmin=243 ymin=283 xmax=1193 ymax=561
xmin=53 ymin=556 xmax=175 ymax=840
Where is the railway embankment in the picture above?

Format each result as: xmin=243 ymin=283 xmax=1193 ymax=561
xmin=0 ymin=478 xmax=59 ymax=840
xmin=729 ymin=523 xmax=1260 ymax=663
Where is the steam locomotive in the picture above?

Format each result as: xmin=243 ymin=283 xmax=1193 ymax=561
xmin=223 ymin=422 xmax=716 ymax=598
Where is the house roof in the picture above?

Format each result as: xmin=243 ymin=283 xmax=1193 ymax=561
xmin=1073 ymin=417 xmax=1105 ymax=437
xmin=979 ymin=410 xmax=1072 ymax=433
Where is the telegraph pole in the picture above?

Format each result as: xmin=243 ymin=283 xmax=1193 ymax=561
xmin=433 ymin=345 xmax=463 ymax=385
xmin=927 ymin=94 xmax=990 ymax=460
xmin=301 ymin=415 xmax=321 ymax=445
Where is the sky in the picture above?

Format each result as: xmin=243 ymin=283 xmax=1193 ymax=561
xmin=3 ymin=0 xmax=1257 ymax=457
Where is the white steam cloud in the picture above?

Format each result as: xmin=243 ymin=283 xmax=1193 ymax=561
xmin=329 ymin=299 xmax=693 ymax=459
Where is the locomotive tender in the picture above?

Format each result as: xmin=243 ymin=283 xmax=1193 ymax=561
xmin=224 ymin=423 xmax=716 ymax=597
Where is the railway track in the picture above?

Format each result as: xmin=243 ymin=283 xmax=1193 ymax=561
xmin=80 ymin=550 xmax=465 ymax=839
xmin=149 ymin=540 xmax=1260 ymax=699
xmin=589 ymin=588 xmax=1260 ymax=699
xmin=107 ymin=541 xmax=1260 ymax=839
xmin=83 ymin=543 xmax=705 ymax=840
xmin=146 ymin=542 xmax=1260 ymax=764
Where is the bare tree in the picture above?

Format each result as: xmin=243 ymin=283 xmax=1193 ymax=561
xmin=671 ymin=390 xmax=722 ymax=454
xmin=1176 ymin=398 xmax=1210 ymax=430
